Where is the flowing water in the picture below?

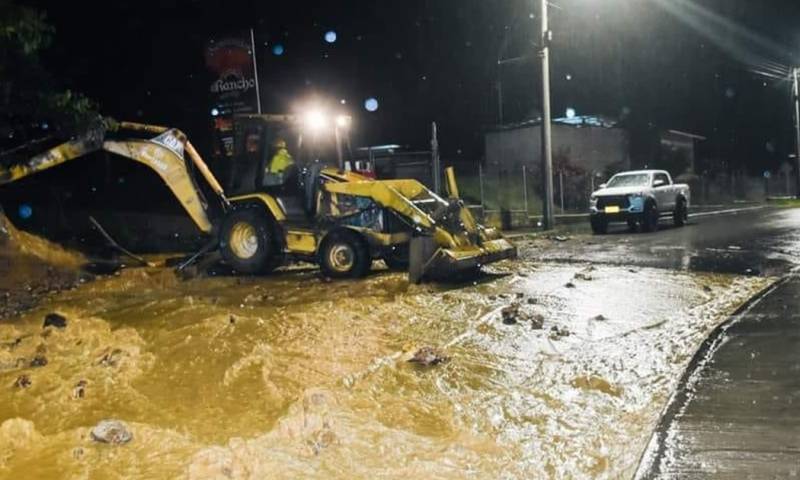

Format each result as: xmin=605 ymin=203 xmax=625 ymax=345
xmin=0 ymin=228 xmax=772 ymax=479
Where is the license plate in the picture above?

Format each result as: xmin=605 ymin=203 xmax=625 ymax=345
xmin=604 ymin=206 xmax=621 ymax=214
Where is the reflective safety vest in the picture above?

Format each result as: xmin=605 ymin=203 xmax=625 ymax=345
xmin=268 ymin=148 xmax=294 ymax=174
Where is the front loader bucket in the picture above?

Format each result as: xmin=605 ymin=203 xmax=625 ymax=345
xmin=408 ymin=236 xmax=517 ymax=284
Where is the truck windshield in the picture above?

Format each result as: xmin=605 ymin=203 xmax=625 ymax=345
xmin=606 ymin=174 xmax=650 ymax=188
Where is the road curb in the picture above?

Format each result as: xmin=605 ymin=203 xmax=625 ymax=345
xmin=633 ymin=272 xmax=795 ymax=479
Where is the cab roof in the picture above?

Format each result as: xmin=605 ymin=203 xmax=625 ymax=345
xmin=612 ymin=170 xmax=669 ymax=176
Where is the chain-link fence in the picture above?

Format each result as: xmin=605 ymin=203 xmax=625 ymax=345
xmin=458 ymin=162 xmax=797 ymax=229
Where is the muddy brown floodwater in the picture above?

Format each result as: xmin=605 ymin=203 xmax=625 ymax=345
xmin=0 ymin=232 xmax=772 ymax=479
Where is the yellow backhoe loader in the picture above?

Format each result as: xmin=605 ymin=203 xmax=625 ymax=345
xmin=0 ymin=115 xmax=515 ymax=282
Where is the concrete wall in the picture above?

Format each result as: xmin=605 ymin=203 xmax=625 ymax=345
xmin=481 ymin=123 xmax=630 ymax=227
xmin=484 ymin=124 xmax=630 ymax=177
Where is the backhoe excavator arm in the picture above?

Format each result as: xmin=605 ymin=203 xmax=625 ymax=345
xmin=0 ymin=120 xmax=226 ymax=235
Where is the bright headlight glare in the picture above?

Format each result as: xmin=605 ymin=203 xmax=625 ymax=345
xmin=304 ymin=110 xmax=328 ymax=131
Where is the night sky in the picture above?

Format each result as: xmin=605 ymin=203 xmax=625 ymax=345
xmin=19 ymin=0 xmax=800 ymax=174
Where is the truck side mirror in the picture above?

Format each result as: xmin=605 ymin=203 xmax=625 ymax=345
xmin=653 ymin=179 xmax=666 ymax=188
xmin=598 ymin=183 xmax=607 ymax=190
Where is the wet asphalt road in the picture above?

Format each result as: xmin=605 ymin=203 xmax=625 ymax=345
xmin=568 ymin=206 xmax=800 ymax=479
xmin=534 ymin=206 xmax=800 ymax=277
xmin=526 ymin=206 xmax=800 ymax=478
xmin=637 ymin=276 xmax=800 ymax=479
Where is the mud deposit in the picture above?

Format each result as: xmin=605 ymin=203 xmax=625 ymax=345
xmin=0 ymin=245 xmax=771 ymax=479
xmin=0 ymin=212 xmax=87 ymax=319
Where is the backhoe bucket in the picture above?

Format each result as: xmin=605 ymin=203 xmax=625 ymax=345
xmin=408 ymin=235 xmax=517 ymax=284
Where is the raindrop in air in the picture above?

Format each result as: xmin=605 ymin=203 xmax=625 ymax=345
xmin=272 ymin=44 xmax=285 ymax=56
xmin=18 ymin=204 xmax=32 ymax=220
xmin=324 ymin=31 xmax=337 ymax=43
xmin=364 ymin=98 xmax=379 ymax=112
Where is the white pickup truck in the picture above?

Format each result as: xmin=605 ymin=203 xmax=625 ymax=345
xmin=589 ymin=170 xmax=690 ymax=234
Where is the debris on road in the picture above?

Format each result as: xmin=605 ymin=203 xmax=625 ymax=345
xmin=73 ymin=380 xmax=88 ymax=399
xmin=90 ymin=419 xmax=133 ymax=445
xmin=530 ymin=313 xmax=545 ymax=330
xmin=501 ymin=303 xmax=545 ymax=329
xmin=565 ymin=282 xmax=576 ymax=289
xmin=96 ymin=348 xmax=124 ymax=368
xmin=13 ymin=374 xmax=31 ymax=389
xmin=574 ymin=271 xmax=593 ymax=281
xmin=593 ymin=314 xmax=607 ymax=322
xmin=501 ymin=304 xmax=520 ymax=325
xmin=29 ymin=355 xmax=48 ymax=368
xmin=549 ymin=325 xmax=571 ymax=340
xmin=408 ymin=347 xmax=449 ymax=366
xmin=43 ymin=313 xmax=67 ymax=329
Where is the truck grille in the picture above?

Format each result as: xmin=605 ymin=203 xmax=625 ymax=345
xmin=597 ymin=196 xmax=630 ymax=209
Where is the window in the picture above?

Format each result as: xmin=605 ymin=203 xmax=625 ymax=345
xmin=654 ymin=173 xmax=670 ymax=186
xmin=607 ymin=173 xmax=650 ymax=188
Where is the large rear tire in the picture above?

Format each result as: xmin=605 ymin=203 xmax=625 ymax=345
xmin=673 ymin=198 xmax=688 ymax=227
xmin=318 ymin=230 xmax=371 ymax=279
xmin=219 ymin=208 xmax=280 ymax=275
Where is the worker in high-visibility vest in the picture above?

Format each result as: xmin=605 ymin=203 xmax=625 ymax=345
xmin=267 ymin=138 xmax=294 ymax=174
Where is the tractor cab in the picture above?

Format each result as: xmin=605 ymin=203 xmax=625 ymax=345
xmin=226 ymin=113 xmax=351 ymax=225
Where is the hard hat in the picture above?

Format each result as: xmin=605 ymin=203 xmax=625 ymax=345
xmin=272 ymin=138 xmax=287 ymax=149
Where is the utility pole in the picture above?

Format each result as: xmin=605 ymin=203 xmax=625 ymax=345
xmin=249 ymin=28 xmax=262 ymax=114
xmin=792 ymin=67 xmax=800 ymax=197
xmin=431 ymin=122 xmax=441 ymax=195
xmin=496 ymin=80 xmax=504 ymax=125
xmin=539 ymin=0 xmax=555 ymax=229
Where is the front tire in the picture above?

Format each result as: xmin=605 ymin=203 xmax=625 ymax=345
xmin=642 ymin=201 xmax=659 ymax=233
xmin=590 ymin=216 xmax=608 ymax=235
xmin=673 ymin=198 xmax=688 ymax=227
xmin=318 ymin=230 xmax=371 ymax=279
xmin=219 ymin=208 xmax=280 ymax=275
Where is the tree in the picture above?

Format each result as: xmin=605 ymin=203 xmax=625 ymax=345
xmin=0 ymin=1 xmax=98 ymax=151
